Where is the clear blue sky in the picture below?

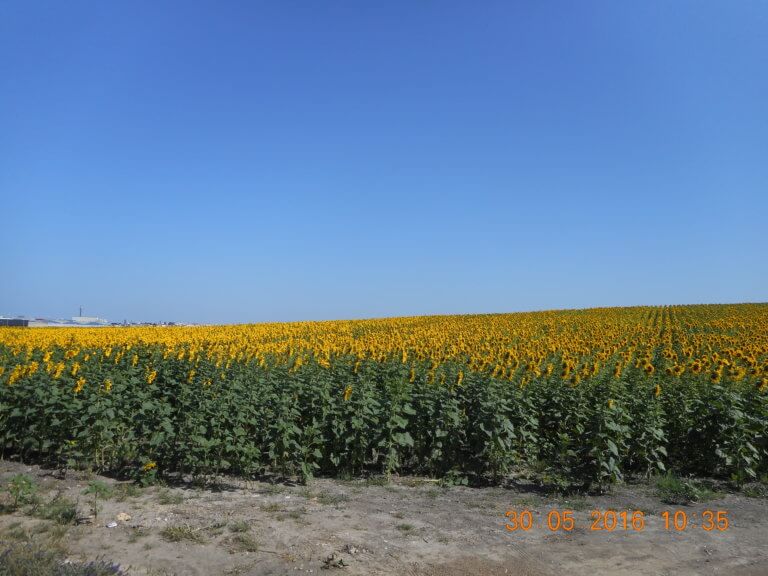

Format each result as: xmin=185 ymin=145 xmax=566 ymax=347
xmin=1 ymin=1 xmax=766 ymax=324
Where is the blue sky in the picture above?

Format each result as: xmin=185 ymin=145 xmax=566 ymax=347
xmin=1 ymin=1 xmax=766 ymax=324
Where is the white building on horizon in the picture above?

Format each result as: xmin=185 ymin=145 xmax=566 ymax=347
xmin=71 ymin=316 xmax=109 ymax=325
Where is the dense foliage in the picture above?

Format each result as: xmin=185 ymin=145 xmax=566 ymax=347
xmin=1 ymin=304 xmax=766 ymax=489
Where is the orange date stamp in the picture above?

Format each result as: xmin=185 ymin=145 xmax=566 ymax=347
xmin=503 ymin=509 xmax=730 ymax=532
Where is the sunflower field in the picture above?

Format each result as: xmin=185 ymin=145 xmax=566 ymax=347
xmin=1 ymin=304 xmax=766 ymax=489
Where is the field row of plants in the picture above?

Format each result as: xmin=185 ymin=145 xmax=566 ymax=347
xmin=1 ymin=304 xmax=766 ymax=490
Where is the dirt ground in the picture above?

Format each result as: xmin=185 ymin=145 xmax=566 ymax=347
xmin=1 ymin=460 xmax=767 ymax=576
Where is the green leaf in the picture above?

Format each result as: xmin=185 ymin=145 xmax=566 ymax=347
xmin=393 ymin=432 xmax=414 ymax=447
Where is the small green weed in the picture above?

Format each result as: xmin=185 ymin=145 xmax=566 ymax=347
xmin=0 ymin=542 xmax=126 ymax=575
xmin=160 ymin=525 xmax=205 ymax=543
xmin=206 ymin=521 xmax=227 ymax=536
xmin=127 ymin=527 xmax=149 ymax=543
xmin=511 ymin=496 xmax=541 ymax=508
xmin=229 ymin=520 xmax=250 ymax=533
xmin=316 ymin=492 xmax=348 ymax=506
xmin=83 ymin=480 xmax=113 ymax=519
xmin=286 ymin=508 xmax=306 ymax=520
xmin=655 ymin=473 xmax=719 ymax=505
xmin=114 ymin=483 xmax=142 ymax=501
xmin=34 ymin=495 xmax=78 ymax=525
xmin=5 ymin=474 xmax=38 ymax=510
xmin=401 ymin=478 xmax=434 ymax=487
xmin=156 ymin=489 xmax=184 ymax=505
xmin=438 ymin=470 xmax=469 ymax=487
xmin=225 ymin=533 xmax=259 ymax=553
xmin=742 ymin=483 xmax=768 ymax=498
xmin=557 ymin=496 xmax=590 ymax=511
xmin=261 ymin=484 xmax=286 ymax=495
xmin=363 ymin=476 xmax=388 ymax=487
xmin=260 ymin=502 xmax=283 ymax=513
xmin=3 ymin=522 xmax=30 ymax=542
xmin=83 ymin=480 xmax=113 ymax=500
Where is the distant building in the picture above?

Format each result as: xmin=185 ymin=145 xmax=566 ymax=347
xmin=0 ymin=318 xmax=29 ymax=327
xmin=71 ymin=316 xmax=109 ymax=325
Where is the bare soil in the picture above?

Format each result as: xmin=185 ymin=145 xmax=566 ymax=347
xmin=1 ymin=460 xmax=766 ymax=575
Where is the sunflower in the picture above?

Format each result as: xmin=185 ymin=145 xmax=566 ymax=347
xmin=73 ymin=376 xmax=86 ymax=394
xmin=7 ymin=365 xmax=23 ymax=386
xmin=52 ymin=362 xmax=65 ymax=379
xmin=690 ymin=362 xmax=702 ymax=374
xmin=644 ymin=364 xmax=655 ymax=375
